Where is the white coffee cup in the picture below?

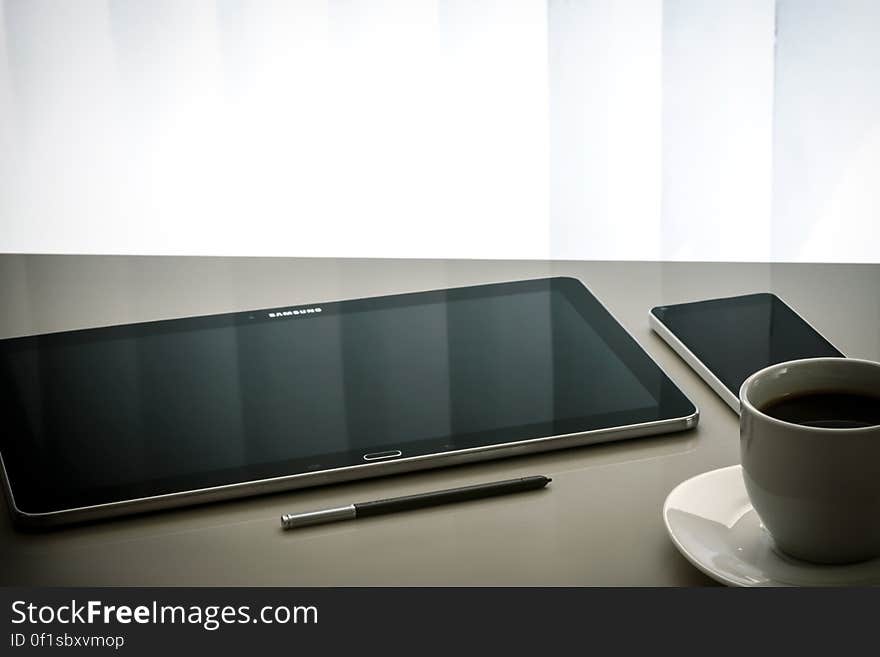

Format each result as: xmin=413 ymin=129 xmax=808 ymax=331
xmin=739 ymin=357 xmax=880 ymax=564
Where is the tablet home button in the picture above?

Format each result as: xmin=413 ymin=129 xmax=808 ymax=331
xmin=363 ymin=450 xmax=402 ymax=461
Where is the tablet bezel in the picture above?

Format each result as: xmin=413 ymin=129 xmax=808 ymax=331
xmin=0 ymin=277 xmax=698 ymax=527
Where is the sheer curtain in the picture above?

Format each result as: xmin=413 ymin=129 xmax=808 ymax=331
xmin=0 ymin=1 xmax=875 ymax=262
xmin=772 ymin=0 xmax=880 ymax=262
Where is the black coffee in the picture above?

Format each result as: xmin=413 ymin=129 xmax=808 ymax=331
xmin=760 ymin=391 xmax=880 ymax=429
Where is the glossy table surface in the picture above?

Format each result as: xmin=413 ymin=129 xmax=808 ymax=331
xmin=0 ymin=256 xmax=877 ymax=586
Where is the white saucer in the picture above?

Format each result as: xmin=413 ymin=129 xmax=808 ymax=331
xmin=663 ymin=465 xmax=880 ymax=586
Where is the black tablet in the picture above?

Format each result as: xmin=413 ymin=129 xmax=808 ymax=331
xmin=0 ymin=277 xmax=697 ymax=527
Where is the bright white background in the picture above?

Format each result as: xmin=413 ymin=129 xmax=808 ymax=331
xmin=0 ymin=0 xmax=876 ymax=262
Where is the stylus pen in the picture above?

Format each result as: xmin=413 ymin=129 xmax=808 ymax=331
xmin=280 ymin=475 xmax=551 ymax=530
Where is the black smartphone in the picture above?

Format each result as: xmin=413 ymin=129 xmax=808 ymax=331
xmin=649 ymin=293 xmax=844 ymax=413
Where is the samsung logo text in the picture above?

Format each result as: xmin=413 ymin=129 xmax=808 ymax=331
xmin=267 ymin=307 xmax=323 ymax=318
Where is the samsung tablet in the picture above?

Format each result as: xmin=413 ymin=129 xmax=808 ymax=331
xmin=0 ymin=277 xmax=697 ymax=527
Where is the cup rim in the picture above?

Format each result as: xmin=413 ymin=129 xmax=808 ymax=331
xmin=739 ymin=357 xmax=880 ymax=433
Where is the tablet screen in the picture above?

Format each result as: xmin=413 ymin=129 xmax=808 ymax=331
xmin=0 ymin=278 xmax=695 ymax=514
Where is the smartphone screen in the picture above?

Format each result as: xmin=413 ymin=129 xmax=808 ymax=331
xmin=651 ymin=293 xmax=843 ymax=403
